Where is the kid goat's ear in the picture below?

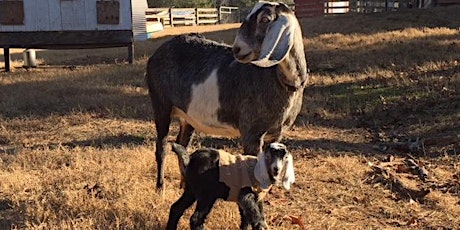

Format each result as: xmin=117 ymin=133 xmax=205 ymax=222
xmin=282 ymin=153 xmax=295 ymax=190
xmin=254 ymin=151 xmax=271 ymax=190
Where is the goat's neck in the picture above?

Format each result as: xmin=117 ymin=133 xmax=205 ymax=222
xmin=277 ymin=33 xmax=308 ymax=91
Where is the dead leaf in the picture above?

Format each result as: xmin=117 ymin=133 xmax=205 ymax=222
xmin=270 ymin=214 xmax=283 ymax=224
xmin=287 ymin=215 xmax=305 ymax=229
xmin=396 ymin=164 xmax=411 ymax=173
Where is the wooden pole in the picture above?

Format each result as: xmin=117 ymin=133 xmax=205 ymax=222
xmin=3 ymin=47 xmax=10 ymax=72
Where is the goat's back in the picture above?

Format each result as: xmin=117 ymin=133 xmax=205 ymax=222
xmin=147 ymin=35 xmax=231 ymax=88
xmin=185 ymin=149 xmax=230 ymax=199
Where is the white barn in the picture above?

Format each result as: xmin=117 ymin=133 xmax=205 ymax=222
xmin=0 ymin=0 xmax=149 ymax=72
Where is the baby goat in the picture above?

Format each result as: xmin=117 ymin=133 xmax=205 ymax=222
xmin=146 ymin=1 xmax=308 ymax=190
xmin=167 ymin=142 xmax=295 ymax=230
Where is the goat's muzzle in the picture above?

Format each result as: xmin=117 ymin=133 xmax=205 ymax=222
xmin=232 ymin=38 xmax=255 ymax=63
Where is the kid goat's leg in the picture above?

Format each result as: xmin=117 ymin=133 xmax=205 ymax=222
xmin=238 ymin=206 xmax=250 ymax=230
xmin=166 ymin=189 xmax=196 ymax=230
xmin=238 ymin=189 xmax=268 ymax=230
xmin=256 ymin=199 xmax=268 ymax=229
xmin=190 ymin=196 xmax=217 ymax=230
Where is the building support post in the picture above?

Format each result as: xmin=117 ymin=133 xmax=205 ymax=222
xmin=3 ymin=47 xmax=10 ymax=72
xmin=128 ymin=43 xmax=134 ymax=64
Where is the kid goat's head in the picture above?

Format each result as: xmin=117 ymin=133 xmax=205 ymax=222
xmin=232 ymin=1 xmax=299 ymax=68
xmin=254 ymin=143 xmax=295 ymax=190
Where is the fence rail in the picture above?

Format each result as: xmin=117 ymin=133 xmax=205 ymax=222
xmin=295 ymin=0 xmax=455 ymax=17
xmin=197 ymin=8 xmax=219 ymax=25
xmin=145 ymin=6 xmax=239 ymax=27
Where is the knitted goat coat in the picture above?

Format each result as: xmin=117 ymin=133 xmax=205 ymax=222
xmin=218 ymin=150 xmax=260 ymax=202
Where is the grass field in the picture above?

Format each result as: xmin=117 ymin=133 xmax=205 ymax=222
xmin=1 ymin=6 xmax=459 ymax=230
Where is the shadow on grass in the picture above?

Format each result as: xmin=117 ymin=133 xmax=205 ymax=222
xmin=0 ymin=62 xmax=153 ymax=120
xmin=284 ymin=137 xmax=379 ymax=155
xmin=0 ymin=199 xmax=24 ymax=229
xmin=61 ymin=134 xmax=146 ymax=149
xmin=299 ymin=63 xmax=459 ymax=129
xmin=308 ymin=32 xmax=460 ymax=74
xmin=22 ymin=134 xmax=147 ymax=151
xmin=301 ymin=6 xmax=460 ymax=37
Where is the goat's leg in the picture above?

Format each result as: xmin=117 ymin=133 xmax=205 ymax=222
xmin=255 ymin=200 xmax=268 ymax=229
xmin=176 ymin=119 xmax=195 ymax=147
xmin=154 ymin=106 xmax=172 ymax=190
xmin=264 ymin=127 xmax=283 ymax=143
xmin=166 ymin=189 xmax=196 ymax=230
xmin=190 ymin=197 xmax=217 ymax=230
xmin=241 ymin=129 xmax=266 ymax=156
xmin=238 ymin=206 xmax=250 ymax=230
xmin=238 ymin=191 xmax=268 ymax=230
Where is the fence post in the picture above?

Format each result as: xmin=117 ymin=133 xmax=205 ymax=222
xmin=169 ymin=8 xmax=173 ymax=27
xmin=218 ymin=6 xmax=222 ymax=23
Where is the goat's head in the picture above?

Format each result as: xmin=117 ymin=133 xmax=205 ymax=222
xmin=232 ymin=1 xmax=300 ymax=68
xmin=254 ymin=142 xmax=295 ymax=190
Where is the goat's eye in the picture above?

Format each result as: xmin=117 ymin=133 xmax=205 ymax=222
xmin=260 ymin=17 xmax=270 ymax=24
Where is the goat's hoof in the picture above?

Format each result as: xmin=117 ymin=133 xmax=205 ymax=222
xmin=156 ymin=184 xmax=165 ymax=197
xmin=257 ymin=221 xmax=269 ymax=230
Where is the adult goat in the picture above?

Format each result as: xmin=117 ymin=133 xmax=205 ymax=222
xmin=146 ymin=1 xmax=308 ymax=189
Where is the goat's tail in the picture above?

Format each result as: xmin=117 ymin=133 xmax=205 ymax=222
xmin=171 ymin=143 xmax=190 ymax=188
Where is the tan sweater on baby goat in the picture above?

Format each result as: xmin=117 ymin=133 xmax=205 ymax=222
xmin=218 ymin=150 xmax=264 ymax=202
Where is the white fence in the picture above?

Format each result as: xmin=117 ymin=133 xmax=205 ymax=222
xmin=145 ymin=6 xmax=239 ymax=27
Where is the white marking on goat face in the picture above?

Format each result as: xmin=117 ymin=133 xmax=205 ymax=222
xmin=232 ymin=38 xmax=254 ymax=63
xmin=173 ymin=69 xmax=240 ymax=137
xmin=246 ymin=1 xmax=279 ymax=20
xmin=233 ymin=1 xmax=281 ymax=64
xmin=269 ymin=142 xmax=286 ymax=150
xmin=270 ymin=157 xmax=284 ymax=180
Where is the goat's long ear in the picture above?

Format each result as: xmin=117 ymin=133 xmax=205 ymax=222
xmin=282 ymin=154 xmax=295 ymax=190
xmin=254 ymin=151 xmax=271 ymax=190
xmin=251 ymin=13 xmax=296 ymax=68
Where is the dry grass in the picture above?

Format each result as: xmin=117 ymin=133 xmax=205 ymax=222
xmin=1 ymin=6 xmax=460 ymax=230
